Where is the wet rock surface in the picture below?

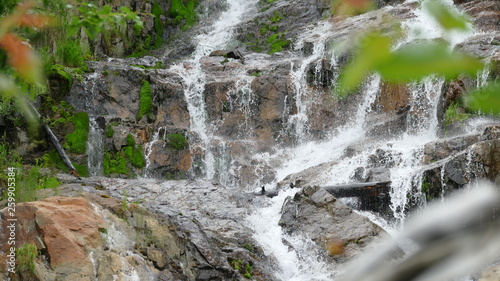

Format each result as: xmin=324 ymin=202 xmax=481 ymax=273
xmin=0 ymin=180 xmax=281 ymax=281
xmin=279 ymin=185 xmax=388 ymax=262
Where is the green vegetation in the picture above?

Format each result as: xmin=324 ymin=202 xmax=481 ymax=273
xmin=0 ymin=141 xmax=61 ymax=202
xmin=245 ymin=10 xmax=289 ymax=54
xmin=137 ymin=80 xmax=153 ymax=121
xmin=65 ymin=112 xmax=90 ymax=154
xmin=444 ymin=101 xmax=469 ymax=128
xmin=16 ymin=243 xmax=39 ymax=275
xmin=166 ymin=133 xmax=188 ymax=150
xmin=270 ymin=11 xmax=282 ymax=23
xmin=68 ymin=4 xmax=143 ymax=41
xmin=152 ymin=1 xmax=164 ymax=48
xmin=230 ymin=259 xmax=253 ymax=279
xmin=334 ymin=0 xmax=484 ymax=98
xmin=421 ymin=178 xmax=433 ymax=201
xmin=267 ymin=33 xmax=290 ymax=54
xmin=242 ymin=243 xmax=255 ymax=253
xmin=121 ymin=189 xmax=128 ymax=218
xmin=103 ymin=151 xmax=128 ymax=176
xmin=123 ymin=145 xmax=145 ymax=168
xmin=464 ymin=81 xmax=500 ymax=115
xmin=169 ymin=0 xmax=199 ymax=30
xmin=0 ymin=98 xmax=23 ymax=127
xmin=126 ymin=134 xmax=135 ymax=146
xmin=103 ymin=134 xmax=145 ymax=176
xmin=105 ymin=124 xmax=115 ymax=138
xmin=56 ymin=40 xmax=85 ymax=67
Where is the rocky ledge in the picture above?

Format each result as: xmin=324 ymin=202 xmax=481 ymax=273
xmin=0 ymin=177 xmax=387 ymax=281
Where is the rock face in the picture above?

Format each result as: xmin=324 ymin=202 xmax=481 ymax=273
xmin=0 ymin=181 xmax=280 ymax=281
xmin=0 ymin=197 xmax=105 ymax=280
xmin=279 ymin=186 xmax=387 ymax=262
xmin=418 ymin=125 xmax=500 ymax=202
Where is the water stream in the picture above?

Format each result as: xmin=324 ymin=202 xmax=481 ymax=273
xmin=170 ymin=0 xmax=259 ymax=181
xmin=87 ymin=117 xmax=104 ymax=176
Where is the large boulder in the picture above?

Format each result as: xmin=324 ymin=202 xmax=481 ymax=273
xmin=0 ymin=197 xmax=105 ymax=280
xmin=279 ymin=185 xmax=387 ymax=262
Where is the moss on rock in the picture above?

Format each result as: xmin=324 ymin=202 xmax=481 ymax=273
xmin=137 ymin=80 xmax=153 ymax=121
xmin=166 ymin=133 xmax=188 ymax=150
xmin=169 ymin=0 xmax=199 ymax=30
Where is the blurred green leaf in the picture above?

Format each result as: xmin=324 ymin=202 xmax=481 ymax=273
xmin=336 ymin=33 xmax=392 ymax=97
xmin=423 ymin=0 xmax=469 ymax=31
xmin=464 ymin=81 xmax=500 ymax=114
xmin=98 ymin=5 xmax=111 ymax=15
xmin=375 ymin=42 xmax=483 ymax=82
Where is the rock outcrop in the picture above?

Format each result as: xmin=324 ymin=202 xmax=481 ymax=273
xmin=0 ymin=179 xmax=283 ymax=281
xmin=279 ymin=185 xmax=388 ymax=262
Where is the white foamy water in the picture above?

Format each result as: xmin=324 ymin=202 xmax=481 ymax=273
xmin=170 ymin=0 xmax=259 ymax=180
xmin=87 ymin=117 xmax=104 ymax=176
xmin=247 ymin=188 xmax=338 ymax=281
xmin=400 ymin=0 xmax=474 ymax=48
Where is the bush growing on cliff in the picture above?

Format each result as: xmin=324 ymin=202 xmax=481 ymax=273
xmin=444 ymin=101 xmax=469 ymax=128
xmin=137 ymin=80 xmax=153 ymax=121
xmin=169 ymin=0 xmax=199 ymax=30
xmin=65 ymin=112 xmax=90 ymax=154
xmin=56 ymin=40 xmax=85 ymax=67
xmin=166 ymin=133 xmax=188 ymax=150
xmin=16 ymin=243 xmax=39 ymax=275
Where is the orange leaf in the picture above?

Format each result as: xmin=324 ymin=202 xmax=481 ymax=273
xmin=18 ymin=14 xmax=52 ymax=28
xmin=0 ymin=32 xmax=42 ymax=84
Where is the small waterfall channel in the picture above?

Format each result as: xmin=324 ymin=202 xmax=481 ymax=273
xmin=170 ymin=0 xmax=259 ymax=182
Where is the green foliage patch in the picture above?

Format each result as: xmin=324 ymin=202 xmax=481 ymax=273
xmin=267 ymin=33 xmax=290 ymax=54
xmin=152 ymin=1 xmax=164 ymax=48
xmin=123 ymin=146 xmax=145 ymax=168
xmin=444 ymin=101 xmax=469 ymax=128
xmin=103 ymin=151 xmax=128 ymax=176
xmin=464 ymin=81 xmax=500 ymax=115
xmin=166 ymin=133 xmax=188 ymax=150
xmin=16 ymin=243 xmax=39 ymax=274
xmin=56 ymin=40 xmax=85 ymax=67
xmin=169 ymin=0 xmax=199 ymax=30
xmin=65 ymin=112 xmax=90 ymax=154
xmin=137 ymin=80 xmax=153 ymax=121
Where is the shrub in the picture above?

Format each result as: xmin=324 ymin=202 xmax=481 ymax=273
xmin=65 ymin=112 xmax=90 ymax=154
xmin=444 ymin=101 xmax=469 ymax=128
xmin=166 ymin=133 xmax=188 ymax=150
xmin=137 ymin=80 xmax=152 ymax=120
xmin=56 ymin=40 xmax=84 ymax=67
xmin=16 ymin=243 xmax=39 ymax=274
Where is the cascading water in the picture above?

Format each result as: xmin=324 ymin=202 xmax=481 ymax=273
xmin=287 ymin=21 xmax=335 ymax=143
xmin=247 ymin=189 xmax=338 ymax=281
xmin=170 ymin=0 xmax=259 ymax=181
xmin=246 ymin=0 xmax=485 ymax=279
xmin=143 ymin=126 xmax=165 ymax=177
xmin=87 ymin=117 xmax=104 ymax=176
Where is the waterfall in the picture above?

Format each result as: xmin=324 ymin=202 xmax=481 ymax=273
xmin=170 ymin=0 xmax=259 ymax=181
xmin=143 ymin=126 xmax=165 ymax=178
xmin=245 ymin=0 xmax=484 ymax=277
xmin=87 ymin=117 xmax=104 ymax=176
xmin=247 ymin=189 xmax=338 ymax=281
xmin=288 ymin=21 xmax=335 ymax=143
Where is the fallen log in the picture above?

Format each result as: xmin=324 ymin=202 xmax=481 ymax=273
xmin=323 ymin=181 xmax=391 ymax=198
xmin=323 ymin=181 xmax=391 ymax=215
xmin=27 ymin=103 xmax=81 ymax=179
